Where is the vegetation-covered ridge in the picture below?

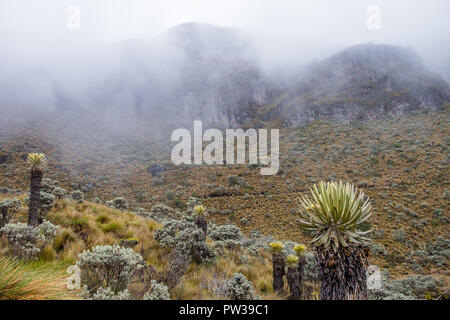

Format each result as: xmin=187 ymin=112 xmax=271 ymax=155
xmin=0 ymin=107 xmax=449 ymax=300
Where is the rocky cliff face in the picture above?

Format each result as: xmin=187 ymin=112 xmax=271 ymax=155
xmin=1 ymin=23 xmax=449 ymax=129
xmin=84 ymin=23 xmax=277 ymax=128
xmin=98 ymin=26 xmax=450 ymax=128
xmin=274 ymin=44 xmax=450 ymax=126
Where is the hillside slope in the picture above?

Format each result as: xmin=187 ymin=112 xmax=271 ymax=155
xmin=0 ymin=108 xmax=448 ymax=298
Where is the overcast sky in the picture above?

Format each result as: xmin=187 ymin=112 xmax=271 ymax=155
xmin=0 ymin=0 xmax=449 ymax=71
xmin=1 ymin=1 xmax=449 ymax=42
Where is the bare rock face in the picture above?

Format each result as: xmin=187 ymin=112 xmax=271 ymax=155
xmin=109 ymin=37 xmax=450 ymax=128
xmin=2 ymin=23 xmax=449 ymax=130
xmin=271 ymin=44 xmax=450 ymax=127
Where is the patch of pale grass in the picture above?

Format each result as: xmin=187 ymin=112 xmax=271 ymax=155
xmin=0 ymin=255 xmax=80 ymax=300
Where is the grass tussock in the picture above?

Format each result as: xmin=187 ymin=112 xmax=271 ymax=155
xmin=0 ymin=255 xmax=79 ymax=300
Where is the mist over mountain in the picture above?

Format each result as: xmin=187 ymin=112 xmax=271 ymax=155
xmin=275 ymin=44 xmax=450 ymax=126
xmin=1 ymin=22 xmax=449 ymax=131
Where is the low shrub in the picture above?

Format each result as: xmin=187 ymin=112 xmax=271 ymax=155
xmin=154 ymin=218 xmax=215 ymax=263
xmin=87 ymin=287 xmax=131 ymax=300
xmin=0 ymin=198 xmax=22 ymax=228
xmin=70 ymin=190 xmax=85 ymax=201
xmin=1 ymin=222 xmax=42 ymax=259
xmin=215 ymin=273 xmax=260 ymax=300
xmin=39 ymin=220 xmax=60 ymax=245
xmin=142 ymin=280 xmax=171 ymax=300
xmin=76 ymin=245 xmax=145 ymax=294
xmin=139 ymin=203 xmax=178 ymax=221
xmin=52 ymin=187 xmax=67 ymax=199
xmin=106 ymin=197 xmax=129 ymax=210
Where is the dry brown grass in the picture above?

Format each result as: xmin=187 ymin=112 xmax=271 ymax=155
xmin=0 ymin=109 xmax=448 ymax=297
xmin=5 ymin=199 xmax=288 ymax=299
xmin=0 ymin=254 xmax=80 ymax=300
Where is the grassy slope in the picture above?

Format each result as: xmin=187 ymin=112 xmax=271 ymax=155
xmin=1 ymin=198 xmax=283 ymax=300
xmin=0 ymin=108 xmax=449 ymax=297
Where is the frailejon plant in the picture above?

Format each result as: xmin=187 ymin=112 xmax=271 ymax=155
xmin=268 ymin=241 xmax=285 ymax=294
xmin=293 ymin=244 xmax=307 ymax=297
xmin=299 ymin=181 xmax=372 ymax=300
xmin=193 ymin=205 xmax=207 ymax=239
xmin=286 ymin=254 xmax=301 ymax=300
xmin=27 ymin=153 xmax=46 ymax=227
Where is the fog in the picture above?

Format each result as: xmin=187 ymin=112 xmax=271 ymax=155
xmin=0 ymin=0 xmax=449 ymax=118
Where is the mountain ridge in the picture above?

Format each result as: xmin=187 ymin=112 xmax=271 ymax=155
xmin=1 ymin=23 xmax=449 ymax=129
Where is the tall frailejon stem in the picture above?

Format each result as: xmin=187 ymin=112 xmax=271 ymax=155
xmin=193 ymin=205 xmax=207 ymax=240
xmin=286 ymin=255 xmax=301 ymax=300
xmin=293 ymin=244 xmax=307 ymax=298
xmin=299 ymin=181 xmax=373 ymax=300
xmin=344 ymin=245 xmax=370 ymax=299
xmin=269 ymin=241 xmax=285 ymax=294
xmin=315 ymin=244 xmax=369 ymax=300
xmin=27 ymin=153 xmax=46 ymax=227
xmin=315 ymin=245 xmax=347 ymax=300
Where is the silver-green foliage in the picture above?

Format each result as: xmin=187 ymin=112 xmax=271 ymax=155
xmin=40 ymin=191 xmax=55 ymax=212
xmin=299 ymin=181 xmax=372 ymax=249
xmin=52 ymin=187 xmax=67 ymax=199
xmin=142 ymin=280 xmax=171 ymax=300
xmin=139 ymin=203 xmax=178 ymax=221
xmin=76 ymin=245 xmax=145 ymax=294
xmin=1 ymin=220 xmax=60 ymax=259
xmin=217 ymin=273 xmax=261 ymax=300
xmin=1 ymin=222 xmax=42 ymax=259
xmin=106 ymin=197 xmax=129 ymax=210
xmin=0 ymin=198 xmax=21 ymax=227
xmin=87 ymin=287 xmax=132 ymax=300
xmin=154 ymin=218 xmax=215 ymax=263
xmin=70 ymin=190 xmax=85 ymax=201
xmin=208 ymin=223 xmax=243 ymax=253
xmin=39 ymin=220 xmax=59 ymax=244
